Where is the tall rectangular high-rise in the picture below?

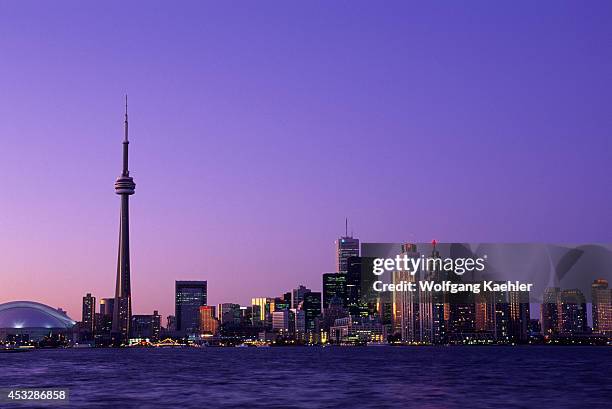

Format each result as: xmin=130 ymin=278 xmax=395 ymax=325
xmin=560 ymin=289 xmax=587 ymax=335
xmin=592 ymin=279 xmax=612 ymax=335
xmin=302 ymin=291 xmax=322 ymax=332
xmin=508 ymin=290 xmax=530 ymax=343
xmin=419 ymin=242 xmax=447 ymax=345
xmin=175 ymin=281 xmax=208 ymax=335
xmin=199 ymin=306 xmax=219 ymax=335
xmin=335 ymin=219 xmax=359 ymax=273
xmin=541 ymin=287 xmax=562 ymax=335
xmin=82 ymin=293 xmax=96 ymax=336
xmin=392 ymin=243 xmax=420 ymax=343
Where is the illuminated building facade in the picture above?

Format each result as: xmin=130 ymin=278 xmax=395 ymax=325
xmin=323 ymin=272 xmax=347 ymax=310
xmin=81 ymin=293 xmax=95 ymax=337
xmin=541 ymin=287 xmax=562 ymax=335
xmin=131 ymin=311 xmax=161 ymax=341
xmin=199 ymin=306 xmax=219 ymax=335
xmin=592 ymin=279 xmax=612 ymax=335
xmin=335 ymin=237 xmax=359 ymax=274
xmin=175 ymin=281 xmax=208 ymax=335
xmin=392 ymin=243 xmax=420 ymax=343
xmin=302 ymin=291 xmax=321 ymax=332
xmin=560 ymin=289 xmax=587 ymax=335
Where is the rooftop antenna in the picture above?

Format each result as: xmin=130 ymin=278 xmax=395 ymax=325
xmin=345 ymin=218 xmax=348 ymax=237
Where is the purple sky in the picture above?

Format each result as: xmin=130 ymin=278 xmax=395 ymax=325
xmin=1 ymin=1 xmax=611 ymax=321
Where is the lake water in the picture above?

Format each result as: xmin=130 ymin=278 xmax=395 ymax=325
xmin=1 ymin=346 xmax=611 ymax=408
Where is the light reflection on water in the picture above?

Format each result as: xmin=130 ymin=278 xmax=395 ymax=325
xmin=1 ymin=346 xmax=611 ymax=408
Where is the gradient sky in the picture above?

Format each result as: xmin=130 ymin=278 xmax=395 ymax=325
xmin=1 ymin=1 xmax=611 ymax=321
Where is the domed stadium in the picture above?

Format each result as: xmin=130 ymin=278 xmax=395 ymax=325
xmin=0 ymin=301 xmax=76 ymax=342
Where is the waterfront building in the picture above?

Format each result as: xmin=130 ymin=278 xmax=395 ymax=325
xmin=218 ymin=303 xmax=241 ymax=326
xmin=346 ymin=256 xmax=368 ymax=317
xmin=302 ymin=291 xmax=321 ymax=333
xmin=329 ymin=316 xmax=384 ymax=345
xmin=560 ymin=289 xmax=587 ymax=335
xmin=81 ymin=293 xmax=95 ymax=339
xmin=199 ymin=306 xmax=219 ymax=335
xmin=131 ymin=311 xmax=161 ymax=341
xmin=251 ymin=297 xmax=274 ymax=323
xmin=239 ymin=306 xmax=253 ymax=325
xmin=175 ymin=281 xmax=208 ymax=335
xmin=418 ymin=242 xmax=447 ymax=344
xmin=592 ymin=279 xmax=612 ymax=336
xmin=508 ymin=290 xmax=530 ymax=343
xmin=94 ymin=313 xmax=113 ymax=345
xmin=493 ymin=289 xmax=510 ymax=343
xmin=272 ymin=309 xmax=290 ymax=333
xmin=271 ymin=309 xmax=305 ymax=340
xmin=292 ymin=308 xmax=306 ymax=340
xmin=0 ymin=301 xmax=76 ymax=343
xmin=392 ymin=243 xmax=420 ymax=343
xmin=541 ymin=287 xmax=562 ymax=335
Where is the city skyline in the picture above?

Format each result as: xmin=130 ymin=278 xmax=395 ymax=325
xmin=2 ymin=2 xmax=612 ymax=321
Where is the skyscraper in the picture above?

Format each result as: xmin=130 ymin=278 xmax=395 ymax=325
xmin=175 ymin=281 xmax=208 ymax=335
xmin=592 ymin=279 xmax=612 ymax=335
xmin=392 ymin=243 xmax=420 ymax=343
xmin=541 ymin=287 xmax=562 ymax=335
xmin=508 ymin=290 xmax=530 ymax=343
xmin=217 ymin=303 xmax=241 ymax=326
xmin=346 ymin=256 xmax=376 ymax=318
xmin=335 ymin=219 xmax=359 ymax=273
xmin=302 ymin=291 xmax=322 ymax=332
xmin=291 ymin=285 xmax=310 ymax=309
xmin=199 ymin=306 xmax=219 ymax=335
xmin=82 ymin=293 xmax=96 ymax=339
xmin=419 ymin=242 xmax=447 ymax=344
xmin=112 ymin=97 xmax=136 ymax=342
xmin=560 ymin=289 xmax=587 ymax=335
xmin=323 ymin=272 xmax=347 ymax=310
xmin=96 ymin=297 xmax=114 ymax=345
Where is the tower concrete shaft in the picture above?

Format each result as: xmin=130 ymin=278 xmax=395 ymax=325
xmin=112 ymin=96 xmax=136 ymax=342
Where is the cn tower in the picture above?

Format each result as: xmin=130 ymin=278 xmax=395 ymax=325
xmin=112 ymin=96 xmax=136 ymax=343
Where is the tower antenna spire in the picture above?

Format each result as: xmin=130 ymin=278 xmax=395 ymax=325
xmin=121 ymin=95 xmax=130 ymax=176
xmin=345 ymin=217 xmax=348 ymax=237
xmin=124 ymin=94 xmax=128 ymax=142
